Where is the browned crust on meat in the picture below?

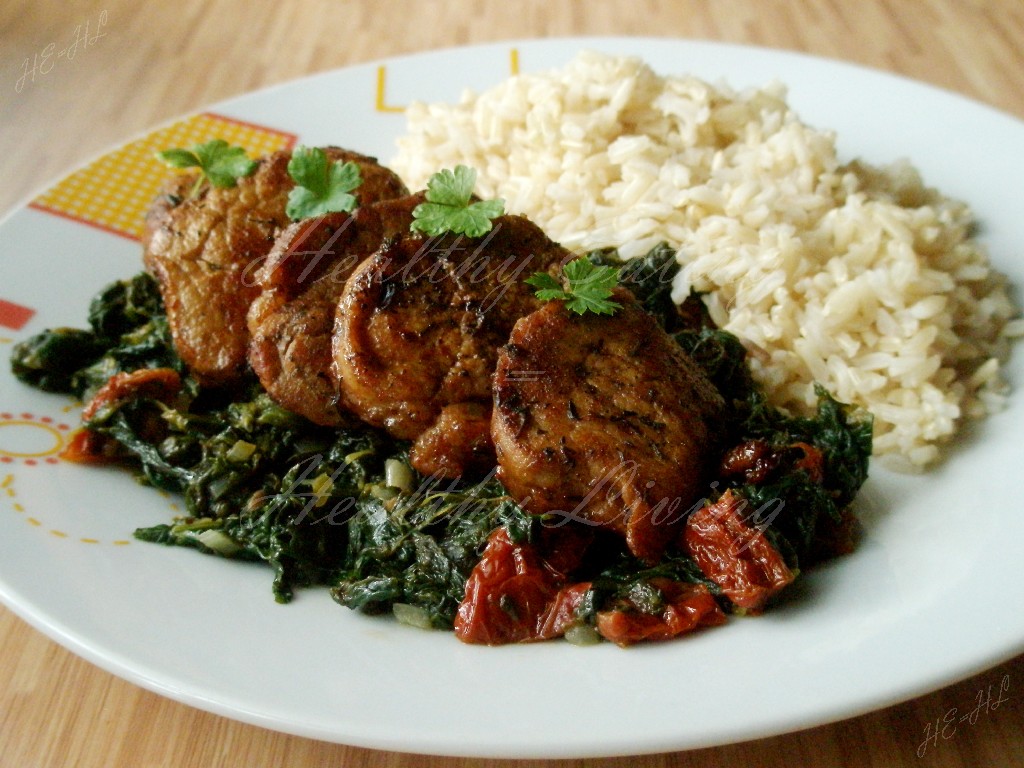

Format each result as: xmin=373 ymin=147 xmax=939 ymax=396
xmin=143 ymin=147 xmax=407 ymax=387
xmin=333 ymin=215 xmax=571 ymax=477
xmin=246 ymin=194 xmax=421 ymax=426
xmin=491 ymin=289 xmax=726 ymax=562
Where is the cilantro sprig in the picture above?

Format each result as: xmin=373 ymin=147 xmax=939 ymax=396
xmin=285 ymin=146 xmax=363 ymax=220
xmin=410 ymin=165 xmax=504 ymax=237
xmin=156 ymin=139 xmax=257 ymax=197
xmin=526 ymin=257 xmax=622 ymax=316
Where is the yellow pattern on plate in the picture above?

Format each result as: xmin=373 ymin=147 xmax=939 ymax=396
xmin=29 ymin=113 xmax=297 ymax=241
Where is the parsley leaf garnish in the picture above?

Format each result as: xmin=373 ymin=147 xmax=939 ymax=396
xmin=285 ymin=146 xmax=362 ymax=220
xmin=410 ymin=165 xmax=504 ymax=237
xmin=156 ymin=139 xmax=257 ymax=197
xmin=526 ymin=257 xmax=622 ymax=316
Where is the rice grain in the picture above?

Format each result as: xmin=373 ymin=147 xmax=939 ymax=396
xmin=392 ymin=51 xmax=1019 ymax=470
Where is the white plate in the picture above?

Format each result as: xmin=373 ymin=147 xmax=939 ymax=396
xmin=1 ymin=38 xmax=1022 ymax=759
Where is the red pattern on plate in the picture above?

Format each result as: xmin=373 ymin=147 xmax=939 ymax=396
xmin=0 ymin=299 xmax=35 ymax=330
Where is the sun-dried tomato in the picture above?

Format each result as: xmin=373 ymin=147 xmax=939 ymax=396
xmin=719 ymin=439 xmax=827 ymax=487
xmin=791 ymin=441 xmax=824 ymax=484
xmin=454 ymin=526 xmax=593 ymax=645
xmin=61 ymin=368 xmax=182 ymax=463
xmin=534 ymin=523 xmax=595 ymax=577
xmin=595 ymin=578 xmax=726 ymax=647
xmin=60 ymin=427 xmax=116 ymax=463
xmin=536 ymin=582 xmax=593 ymax=640
xmin=81 ymin=368 xmax=182 ymax=421
xmin=683 ymin=489 xmax=795 ymax=613
xmin=719 ymin=439 xmax=779 ymax=484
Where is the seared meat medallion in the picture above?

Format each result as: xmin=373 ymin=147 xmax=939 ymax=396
xmin=492 ymin=289 xmax=726 ymax=563
xmin=143 ymin=147 xmax=407 ymax=387
xmin=247 ymin=194 xmax=422 ymax=426
xmin=146 ymin=143 xmax=726 ymax=557
xmin=333 ymin=215 xmax=572 ymax=478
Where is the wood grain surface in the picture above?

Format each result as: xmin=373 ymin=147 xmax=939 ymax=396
xmin=1 ymin=1 xmax=1023 ymax=766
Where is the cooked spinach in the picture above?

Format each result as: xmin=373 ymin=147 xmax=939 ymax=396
xmin=10 ymin=272 xmax=181 ymax=398
xmin=588 ymin=243 xmax=684 ymax=330
xmin=116 ymin=393 xmax=393 ymax=602
xmin=728 ymin=387 xmax=872 ymax=566
xmin=332 ymin=475 xmax=533 ymax=626
xmin=673 ymin=327 xmax=757 ymax=410
xmin=7 ymin=247 xmax=872 ymax=633
xmin=9 ymin=328 xmax=109 ymax=394
xmin=134 ymin=426 xmax=386 ymax=602
xmin=742 ymin=385 xmax=873 ymax=510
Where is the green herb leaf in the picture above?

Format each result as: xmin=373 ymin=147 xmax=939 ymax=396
xmin=156 ymin=148 xmax=202 ymax=168
xmin=155 ymin=139 xmax=257 ymax=196
xmin=410 ymin=165 xmax=504 ymax=237
xmin=525 ymin=257 xmax=622 ymax=316
xmin=522 ymin=272 xmax=565 ymax=301
xmin=285 ymin=146 xmax=362 ymax=220
xmin=424 ymin=164 xmax=476 ymax=207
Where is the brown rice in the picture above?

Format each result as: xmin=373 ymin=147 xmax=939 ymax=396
xmin=391 ymin=51 xmax=1021 ymax=470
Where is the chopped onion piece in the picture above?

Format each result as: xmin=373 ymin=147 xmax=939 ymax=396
xmin=308 ymin=472 xmax=335 ymax=508
xmin=393 ymin=603 xmax=433 ymax=629
xmin=384 ymin=458 xmax=414 ymax=492
xmin=370 ymin=484 xmax=398 ymax=501
xmin=564 ymin=624 xmax=601 ymax=646
xmin=197 ymin=529 xmax=242 ymax=556
xmin=226 ymin=439 xmax=256 ymax=463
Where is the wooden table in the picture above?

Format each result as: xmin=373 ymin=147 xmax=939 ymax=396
xmin=2 ymin=2 xmax=1022 ymax=766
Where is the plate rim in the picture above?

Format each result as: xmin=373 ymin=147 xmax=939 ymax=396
xmin=1 ymin=35 xmax=1023 ymax=758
